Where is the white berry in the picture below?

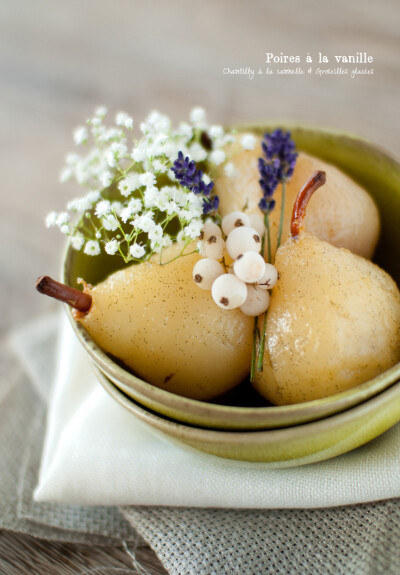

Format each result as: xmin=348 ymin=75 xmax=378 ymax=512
xmin=221 ymin=211 xmax=250 ymax=236
xmin=240 ymin=285 xmax=270 ymax=316
xmin=248 ymin=214 xmax=265 ymax=237
xmin=226 ymin=226 xmax=261 ymax=260
xmin=233 ymin=251 xmax=266 ymax=284
xmin=199 ymin=236 xmax=225 ymax=260
xmin=192 ymin=259 xmax=224 ymax=290
xmin=200 ymin=222 xmax=222 ymax=241
xmin=257 ymin=263 xmax=279 ymax=290
xmin=211 ymin=274 xmax=248 ymax=310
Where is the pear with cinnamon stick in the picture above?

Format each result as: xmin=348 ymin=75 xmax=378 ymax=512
xmin=253 ymin=171 xmax=400 ymax=405
xmin=215 ymin=142 xmax=380 ymax=260
xmin=37 ymin=244 xmax=253 ymax=401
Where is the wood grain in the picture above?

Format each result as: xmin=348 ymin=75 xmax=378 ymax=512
xmin=0 ymin=0 xmax=399 ymax=572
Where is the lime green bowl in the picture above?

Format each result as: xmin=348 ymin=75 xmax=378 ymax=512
xmin=64 ymin=124 xmax=400 ymax=434
xmin=93 ymin=365 xmax=400 ymax=464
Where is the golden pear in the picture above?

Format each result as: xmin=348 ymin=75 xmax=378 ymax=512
xmin=253 ymin=171 xmax=400 ymax=405
xmin=215 ymin=139 xmax=380 ymax=260
xmin=72 ymin=245 xmax=253 ymax=400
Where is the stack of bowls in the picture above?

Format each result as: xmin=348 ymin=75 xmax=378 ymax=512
xmin=64 ymin=125 xmax=400 ymax=466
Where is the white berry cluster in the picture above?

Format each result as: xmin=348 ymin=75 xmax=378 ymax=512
xmin=192 ymin=212 xmax=278 ymax=316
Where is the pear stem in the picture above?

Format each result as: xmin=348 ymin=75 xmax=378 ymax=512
xmin=35 ymin=276 xmax=92 ymax=313
xmin=291 ymin=170 xmax=327 ymax=239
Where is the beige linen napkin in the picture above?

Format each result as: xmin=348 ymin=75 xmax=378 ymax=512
xmin=34 ymin=314 xmax=400 ymax=508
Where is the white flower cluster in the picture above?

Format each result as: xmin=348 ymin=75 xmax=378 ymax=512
xmin=46 ymin=107 xmax=252 ymax=264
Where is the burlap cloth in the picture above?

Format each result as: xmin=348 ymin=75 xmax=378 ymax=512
xmin=2 ymin=312 xmax=400 ymax=574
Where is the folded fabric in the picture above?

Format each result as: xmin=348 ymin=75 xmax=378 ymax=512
xmin=34 ymin=315 xmax=400 ymax=508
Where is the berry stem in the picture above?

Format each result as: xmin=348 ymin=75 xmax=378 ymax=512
xmin=35 ymin=276 xmax=92 ymax=313
xmin=291 ymin=170 xmax=326 ymax=239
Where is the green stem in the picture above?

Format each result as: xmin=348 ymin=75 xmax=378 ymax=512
xmin=257 ymin=310 xmax=268 ymax=372
xmin=264 ymin=213 xmax=272 ymax=263
xmin=159 ymin=243 xmax=198 ymax=265
xmin=255 ymin=179 xmax=286 ymax=375
xmin=276 ymin=178 xmax=286 ymax=250
xmin=250 ymin=316 xmax=260 ymax=383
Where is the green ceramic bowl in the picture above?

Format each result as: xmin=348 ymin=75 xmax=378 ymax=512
xmin=93 ymin=365 xmax=400 ymax=464
xmin=63 ymin=124 xmax=400 ymax=432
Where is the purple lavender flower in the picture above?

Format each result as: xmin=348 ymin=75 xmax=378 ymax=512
xmin=172 ymin=151 xmax=218 ymax=214
xmin=258 ymin=129 xmax=297 ymax=214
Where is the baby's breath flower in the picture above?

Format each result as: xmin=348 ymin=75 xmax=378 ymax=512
xmin=139 ymin=172 xmax=157 ymax=189
xmin=84 ymin=240 xmax=101 ymax=256
xmin=74 ymin=126 xmax=89 ymax=146
xmin=183 ymin=219 xmax=203 ymax=240
xmin=190 ymin=107 xmax=207 ymax=127
xmin=118 ymin=173 xmax=141 ymax=197
xmin=208 ymin=150 xmax=226 ymax=166
xmin=146 ymin=110 xmax=171 ymax=133
xmin=161 ymin=140 xmax=181 ymax=162
xmin=133 ymin=212 xmax=156 ymax=233
xmin=189 ymin=143 xmax=208 ymax=163
xmin=177 ymin=122 xmax=193 ymax=139
xmin=130 ymin=243 xmax=146 ymax=259
xmin=106 ymin=142 xmax=128 ymax=167
xmin=105 ymin=239 xmax=120 ymax=255
xmin=151 ymin=158 xmax=168 ymax=173
xmin=95 ymin=200 xmax=111 ymax=217
xmin=101 ymin=214 xmax=119 ymax=231
xmin=45 ymin=212 xmax=58 ymax=228
xmin=67 ymin=191 xmax=100 ymax=212
xmin=95 ymin=106 xmax=108 ymax=118
xmin=143 ymin=187 xmax=159 ymax=209
xmin=120 ymin=199 xmax=143 ymax=223
xmin=100 ymin=171 xmax=113 ymax=188
xmin=148 ymin=224 xmax=163 ymax=243
xmin=56 ymin=212 xmax=69 ymax=226
xmin=241 ymin=134 xmax=257 ymax=150
xmin=209 ymin=125 xmax=224 ymax=140
xmin=131 ymin=143 xmax=148 ymax=163
xmin=71 ymin=233 xmax=85 ymax=250
xmin=90 ymin=117 xmax=102 ymax=127
xmin=49 ymin=106 xmax=244 ymax=264
xmin=115 ymin=112 xmax=133 ymax=130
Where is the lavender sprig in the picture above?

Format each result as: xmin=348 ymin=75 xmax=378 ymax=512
xmin=261 ymin=128 xmax=298 ymax=178
xmin=258 ymin=130 xmax=298 ymax=218
xmin=172 ymin=151 xmax=219 ymax=215
xmin=250 ymin=129 xmax=298 ymax=381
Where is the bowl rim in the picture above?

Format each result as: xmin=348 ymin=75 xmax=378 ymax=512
xmin=94 ymin=364 xmax=400 ymax=441
xmin=65 ymin=307 xmax=400 ymax=428
xmin=62 ymin=122 xmax=400 ymax=429
xmin=93 ymin=363 xmax=400 ymax=466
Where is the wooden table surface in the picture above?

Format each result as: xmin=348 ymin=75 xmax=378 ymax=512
xmin=1 ymin=0 xmax=399 ymax=572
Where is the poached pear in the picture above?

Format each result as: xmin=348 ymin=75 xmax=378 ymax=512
xmin=253 ymin=171 xmax=400 ymax=405
xmin=37 ymin=244 xmax=253 ymax=401
xmin=215 ymin=139 xmax=380 ymax=260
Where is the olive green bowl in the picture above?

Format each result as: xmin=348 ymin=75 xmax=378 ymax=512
xmin=63 ymin=124 xmax=400 ymax=433
xmin=93 ymin=365 xmax=400 ymax=464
